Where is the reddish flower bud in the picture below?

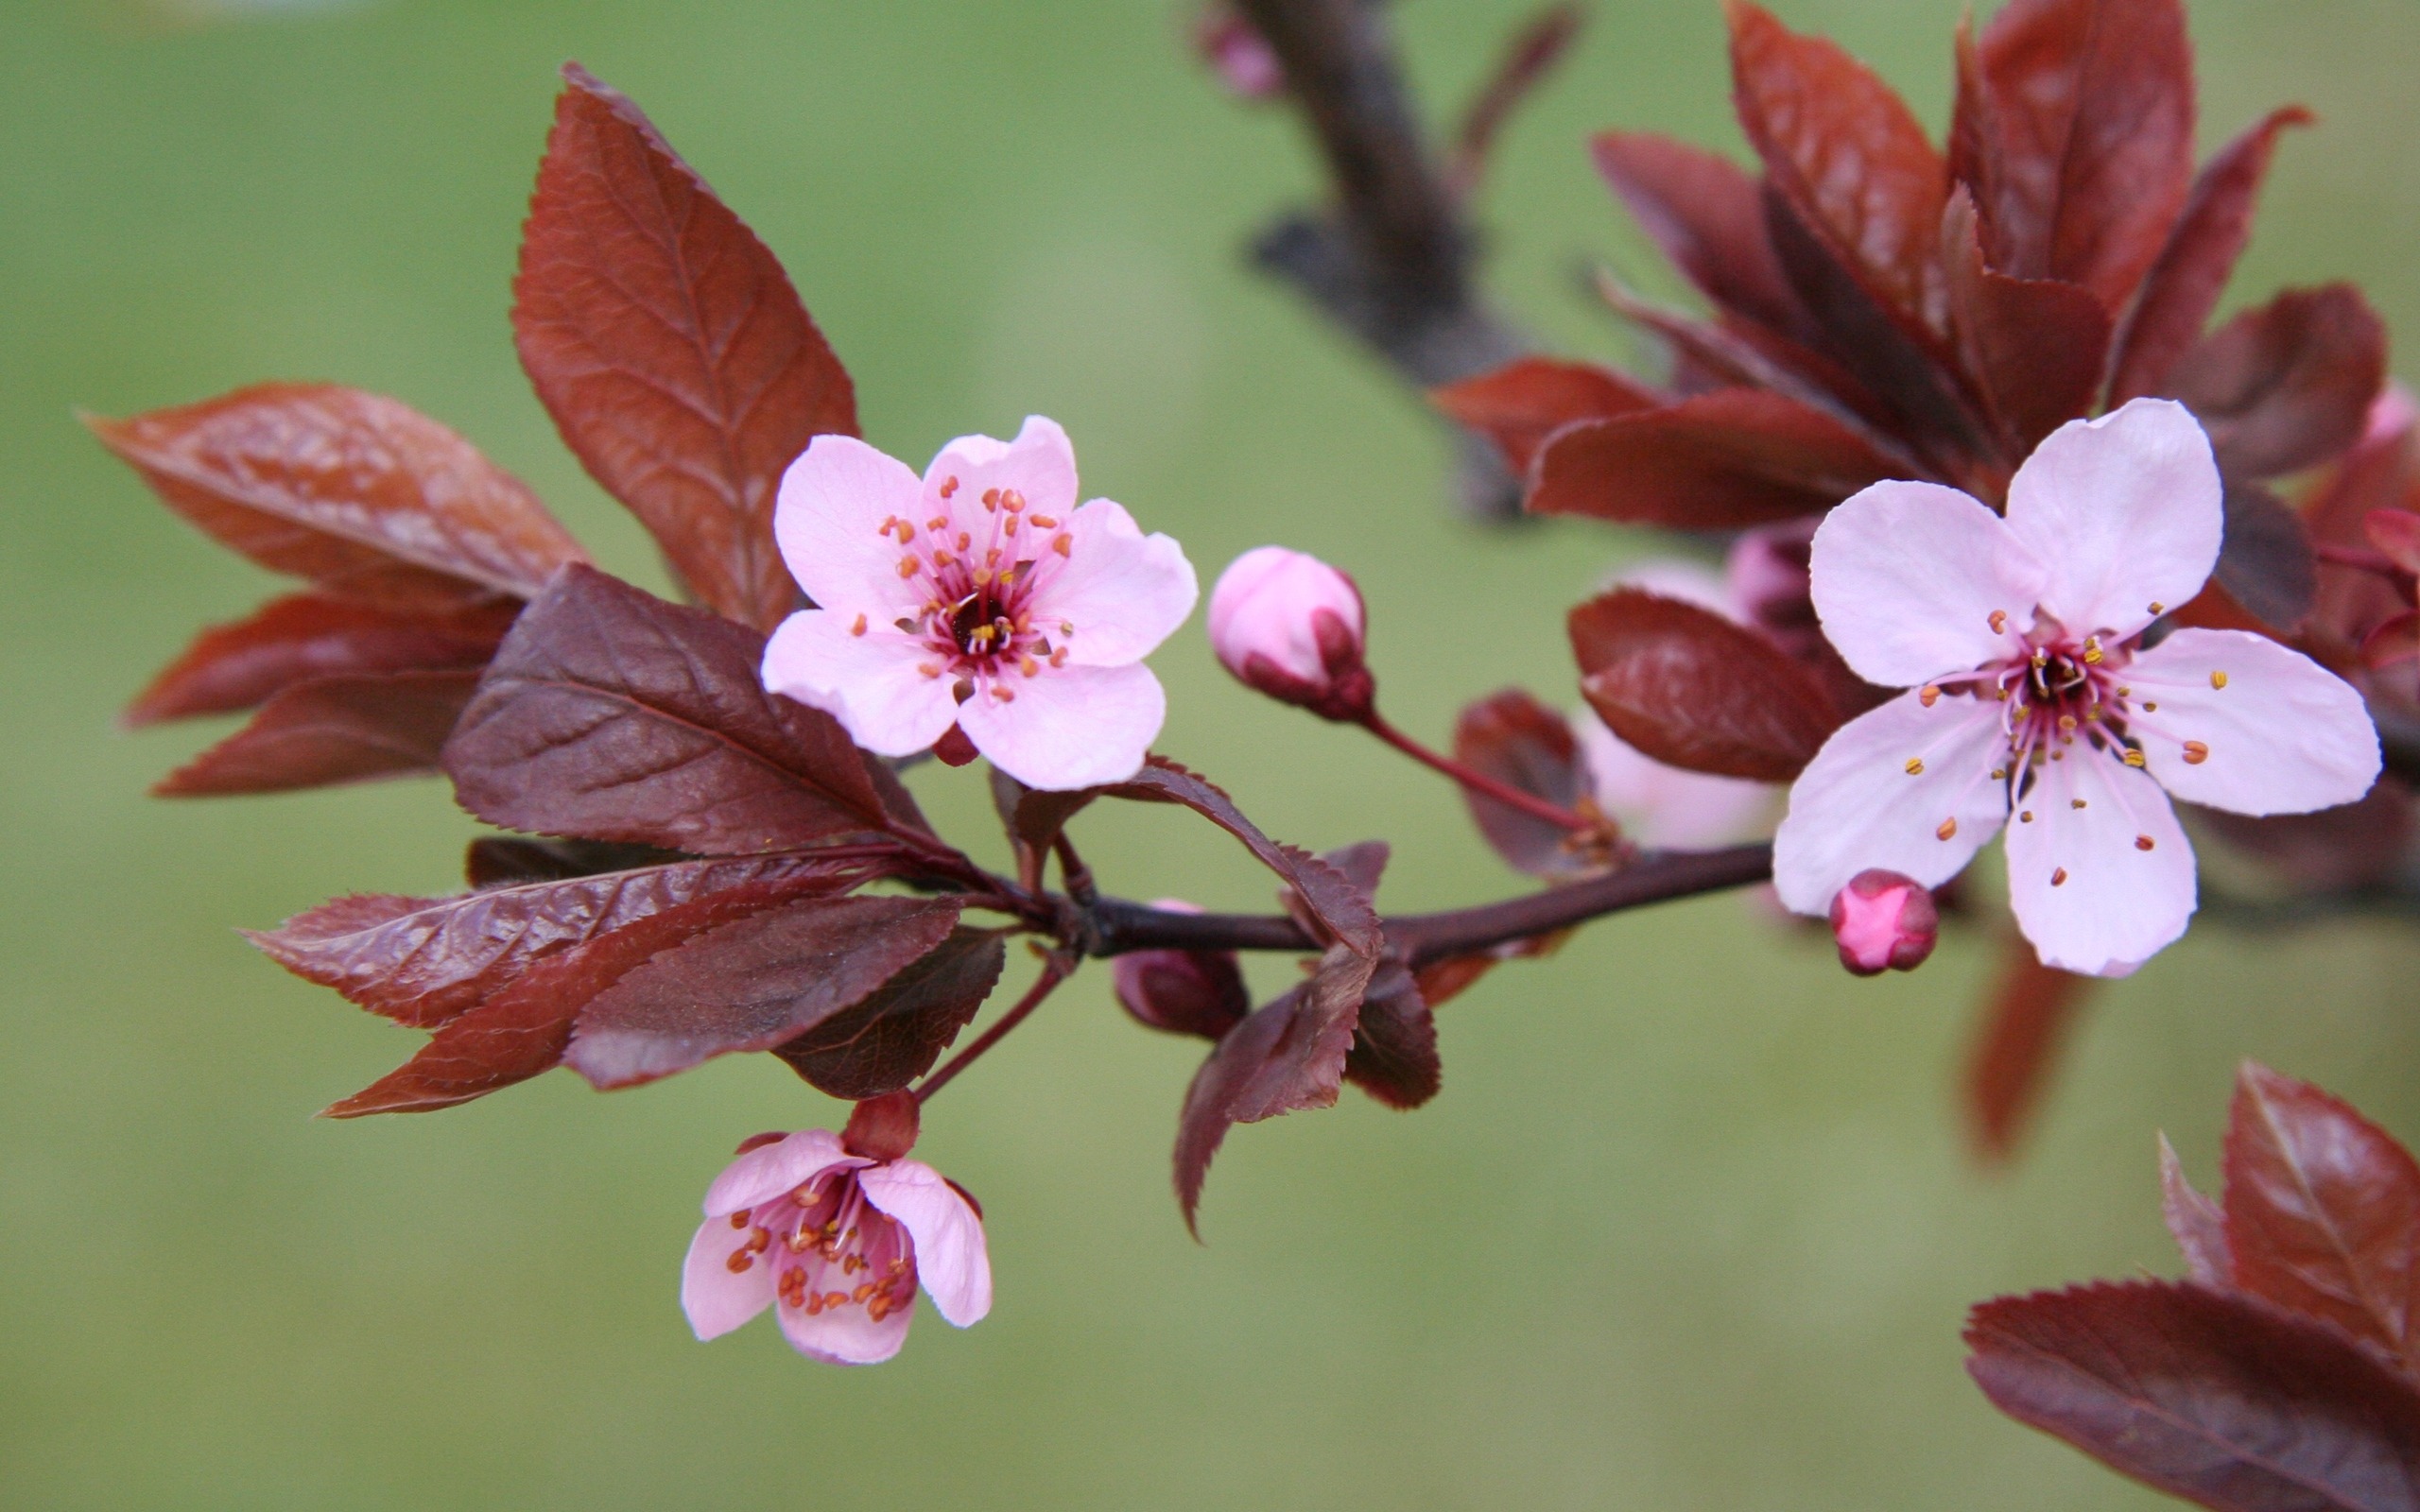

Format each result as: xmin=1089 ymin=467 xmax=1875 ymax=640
xmin=1109 ymin=900 xmax=1251 ymax=1040
xmin=841 ymin=1091 xmax=921 ymax=1162
xmin=1828 ymin=869 xmax=1940 ymax=977
xmin=1207 ymin=546 xmax=1373 ymax=720
xmin=1193 ymin=6 xmax=1285 ymax=100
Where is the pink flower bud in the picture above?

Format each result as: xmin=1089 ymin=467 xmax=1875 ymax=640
xmin=1208 ymin=546 xmax=1373 ymax=719
xmin=1193 ymin=6 xmax=1286 ymax=100
xmin=1110 ymin=900 xmax=1252 ymax=1040
xmin=1829 ymin=869 xmax=1939 ymax=977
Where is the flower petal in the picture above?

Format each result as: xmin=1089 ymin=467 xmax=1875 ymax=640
xmin=859 ymin=1160 xmax=993 ymax=1328
xmin=2126 ymin=627 xmax=2382 ymax=815
xmin=762 ymin=610 xmax=961 ymax=759
xmin=1808 ymin=481 xmax=2048 ymax=687
xmin=772 ymin=435 xmax=927 ymax=619
xmin=681 ymin=1218 xmax=777 ymax=1340
xmin=1772 ymin=690 xmax=2012 ymax=914
xmin=925 ymin=415 xmax=1079 ymax=522
xmin=2003 ymin=748 xmax=2196 ymax=976
xmin=2004 ymin=399 xmax=2222 ymax=641
xmin=958 ymin=661 xmax=1166 ymax=790
xmin=776 ymin=1284 xmax=914 ymax=1366
xmin=700 ymin=1128 xmax=857 ymax=1216
xmin=1031 ymin=498 xmax=1199 ymax=666
xmin=1574 ymin=709 xmax=1774 ymax=849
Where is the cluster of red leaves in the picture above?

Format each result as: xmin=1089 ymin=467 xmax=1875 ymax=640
xmin=1970 ymin=1064 xmax=2420 ymax=1511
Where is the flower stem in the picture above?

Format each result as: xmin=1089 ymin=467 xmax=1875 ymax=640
xmin=1358 ymin=711 xmax=1597 ymax=833
xmin=913 ymin=954 xmax=1074 ymax=1104
xmin=2315 ymin=541 xmax=2411 ymax=581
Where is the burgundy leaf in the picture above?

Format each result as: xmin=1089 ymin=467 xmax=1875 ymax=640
xmin=2193 ymin=785 xmax=2417 ymax=897
xmin=512 ymin=64 xmax=856 ymax=633
xmin=2110 ymin=108 xmax=2315 ymax=405
xmin=2171 ymin=286 xmax=2389 ymax=482
xmin=564 ymin=895 xmax=960 ymax=1089
xmin=251 ymin=852 xmax=875 ymax=1029
xmin=1967 ymin=1280 xmax=2420 ymax=1512
xmin=126 ymin=593 xmax=519 ymax=728
xmin=989 ymin=766 xmax=1102 ymax=867
xmin=774 ymin=928 xmax=1007 ymax=1099
xmin=462 ymin=836 xmax=685 ymax=888
xmin=2372 ymin=511 xmax=2420 ymax=577
xmin=2213 ymin=484 xmax=2319 ymax=635
xmin=1174 ymin=944 xmax=1379 ymax=1236
xmin=1590 ymin=129 xmax=1810 ymax=338
xmin=1411 ymin=931 xmax=1568 ymax=1011
xmin=1343 ymin=958 xmax=1440 ymax=1111
xmin=1962 ymin=936 xmax=2096 ymax=1161
xmin=441 ymin=565 xmax=890 ymax=854
xmin=1529 ymin=388 xmax=1897 ymax=528
xmin=2223 ymin=1062 xmax=2420 ymax=1373
xmin=322 ymin=881 xmax=808 ymax=1117
xmin=2164 ymin=1133 xmax=2236 ymax=1287
xmin=1430 ymin=358 xmax=1660 ymax=476
xmin=1568 ymin=589 xmax=1840 ymax=782
xmin=1942 ymin=191 xmax=2112 ymax=454
xmin=155 ymin=670 xmax=479 ymax=797
xmin=88 ymin=384 xmax=586 ymax=610
xmin=1453 ymin=688 xmax=1598 ymax=879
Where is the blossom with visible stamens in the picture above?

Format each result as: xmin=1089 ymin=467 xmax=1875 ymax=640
xmin=681 ymin=1099 xmax=989 ymax=1366
xmin=762 ymin=417 xmax=1198 ymax=791
xmin=1773 ymin=399 xmax=2382 ymax=976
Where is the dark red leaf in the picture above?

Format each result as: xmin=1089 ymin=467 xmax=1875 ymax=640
xmin=775 ymin=928 xmax=1007 ymax=1098
xmin=512 ymin=64 xmax=856 ymax=633
xmin=2163 ymin=1133 xmax=2236 ymax=1287
xmin=462 ymin=836 xmax=686 ymax=888
xmin=154 ymin=670 xmax=479 ymax=797
xmin=1453 ymin=688 xmax=1599 ymax=878
xmin=2193 ymin=784 xmax=2417 ymax=896
xmin=1943 ymin=190 xmax=2112 ymax=454
xmin=1962 ymin=936 xmax=2096 ymax=1161
xmin=2109 ymin=108 xmax=2314 ymax=405
xmin=126 ymin=593 xmax=519 ymax=728
xmin=2213 ymin=484 xmax=2319 ymax=635
xmin=1174 ymin=944 xmax=1379 ymax=1236
xmin=322 ymin=880 xmax=809 ymax=1116
xmin=1430 ymin=358 xmax=1660 ymax=476
xmin=1724 ymin=1 xmax=1946 ymax=318
xmin=564 ymin=895 xmax=960 ymax=1089
xmin=1411 ymin=931 xmax=1568 ymax=1011
xmin=2171 ymin=285 xmax=2389 ymax=482
xmin=1954 ymin=0 xmax=2197 ymax=311
xmin=251 ymin=852 xmax=876 ymax=1029
xmin=1591 ymin=129 xmax=1810 ymax=339
xmin=2371 ymin=510 xmax=2420 ymax=576
xmin=1529 ymin=388 xmax=1897 ymax=528
xmin=88 ymin=384 xmax=586 ymax=610
xmin=1568 ymin=589 xmax=1839 ymax=782
xmin=441 ymin=565 xmax=890 ymax=854
xmin=1343 ymin=958 xmax=1440 ymax=1111
xmin=2223 ymin=1062 xmax=2420 ymax=1374
xmin=1967 ymin=1280 xmax=2420 ymax=1512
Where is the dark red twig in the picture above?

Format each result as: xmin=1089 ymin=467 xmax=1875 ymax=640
xmin=1361 ymin=710 xmax=1597 ymax=833
xmin=913 ymin=954 xmax=1075 ymax=1104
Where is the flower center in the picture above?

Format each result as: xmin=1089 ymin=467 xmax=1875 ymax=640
xmin=723 ymin=1171 xmax=918 ymax=1324
xmin=875 ymin=481 xmax=1079 ymax=698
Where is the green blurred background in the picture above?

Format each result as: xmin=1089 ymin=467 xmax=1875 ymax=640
xmin=4 ymin=0 xmax=2416 ymax=1505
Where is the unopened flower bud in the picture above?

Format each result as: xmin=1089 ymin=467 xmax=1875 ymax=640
xmin=1208 ymin=546 xmax=1373 ymax=719
xmin=1828 ymin=869 xmax=1939 ymax=977
xmin=1193 ymin=6 xmax=1285 ymax=100
xmin=1110 ymin=900 xmax=1251 ymax=1040
xmin=841 ymin=1091 xmax=921 ymax=1161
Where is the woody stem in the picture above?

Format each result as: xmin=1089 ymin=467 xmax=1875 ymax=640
xmin=1357 ymin=710 xmax=1597 ymax=832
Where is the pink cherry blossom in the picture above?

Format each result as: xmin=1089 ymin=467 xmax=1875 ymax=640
xmin=681 ymin=1127 xmax=991 ymax=1366
xmin=1829 ymin=869 xmax=1939 ymax=976
xmin=1773 ymin=399 xmax=2382 ymax=976
xmin=1207 ymin=546 xmax=1372 ymax=716
xmin=763 ymin=417 xmax=1198 ymax=791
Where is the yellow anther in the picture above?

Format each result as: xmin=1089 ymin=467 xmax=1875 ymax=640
xmin=1904 ymin=758 xmax=1925 ymax=775
xmin=2059 ymin=714 xmax=2078 ymax=732
xmin=1919 ymin=685 xmax=1941 ymax=708
xmin=1001 ymin=490 xmax=1026 ymax=513
xmin=1029 ymin=514 xmax=1059 ymax=529
xmin=2183 ymin=740 xmax=2210 ymax=765
xmin=1019 ymin=655 xmax=1039 ymax=678
xmin=1053 ymin=534 xmax=1073 ymax=557
xmin=973 ymin=569 xmax=993 ymax=588
xmin=897 ymin=558 xmax=920 ymax=578
xmin=2149 ymin=601 xmax=2165 ymax=615
xmin=2071 ymin=799 xmax=2087 ymax=810
xmin=2051 ymin=868 xmax=2068 ymax=887
xmin=2122 ymin=748 xmax=2147 ymax=767
xmin=1990 ymin=610 xmax=2010 ymax=635
xmin=2020 ymin=811 xmax=2034 ymax=823
xmin=2135 ymin=834 xmax=2156 ymax=851
xmin=850 ymin=613 xmax=868 ymax=637
xmin=2142 ymin=701 xmax=2159 ymax=713
xmin=2210 ymin=670 xmax=2228 ymax=689
xmin=932 ymin=550 xmax=955 ymax=567
xmin=1936 ymin=817 xmax=1958 ymax=841
xmin=939 ymin=476 xmax=959 ymax=499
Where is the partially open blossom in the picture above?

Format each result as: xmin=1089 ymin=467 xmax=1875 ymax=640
xmin=1208 ymin=546 xmax=1372 ymax=718
xmin=1829 ymin=869 xmax=1939 ymax=977
xmin=763 ymin=417 xmax=1198 ymax=791
xmin=1110 ymin=899 xmax=1251 ymax=1040
xmin=1774 ymin=400 xmax=2383 ymax=976
xmin=682 ymin=1100 xmax=990 ymax=1366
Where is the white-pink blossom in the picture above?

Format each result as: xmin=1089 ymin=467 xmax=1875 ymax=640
xmin=763 ymin=417 xmax=1197 ymax=791
xmin=1773 ymin=399 xmax=2382 ymax=976
xmin=682 ymin=1127 xmax=990 ymax=1366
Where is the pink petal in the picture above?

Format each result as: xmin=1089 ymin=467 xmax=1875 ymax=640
xmin=1807 ymin=480 xmax=2048 ymax=688
xmin=2004 ymin=400 xmax=2222 ymax=642
xmin=2003 ymin=748 xmax=2196 ymax=976
xmin=762 ymin=609 xmax=961 ymax=759
xmin=925 ymin=415 xmax=1080 ymax=522
xmin=2125 ymin=628 xmax=2382 ymax=816
xmin=958 ymin=661 xmax=1166 ymax=790
xmin=772 ymin=435 xmax=927 ymax=619
xmin=1206 ymin=546 xmax=1364 ymax=684
xmin=700 ymin=1128 xmax=857 ymax=1216
xmin=776 ymin=1287 xmax=914 ymax=1366
xmin=1772 ymin=690 xmax=2013 ymax=915
xmin=1032 ymin=498 xmax=1200 ymax=666
xmin=682 ymin=1217 xmax=777 ymax=1340
xmin=859 ymin=1159 xmax=994 ymax=1328
xmin=1573 ymin=709 xmax=1774 ymax=849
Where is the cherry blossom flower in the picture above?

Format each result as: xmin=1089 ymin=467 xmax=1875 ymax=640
xmin=1207 ymin=546 xmax=1373 ymax=717
xmin=1829 ymin=870 xmax=1939 ymax=977
xmin=681 ymin=1122 xmax=990 ymax=1366
xmin=763 ymin=417 xmax=1198 ymax=791
xmin=1773 ymin=400 xmax=2382 ymax=976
